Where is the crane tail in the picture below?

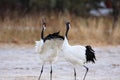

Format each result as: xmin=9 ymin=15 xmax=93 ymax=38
xmin=85 ymin=45 xmax=96 ymax=63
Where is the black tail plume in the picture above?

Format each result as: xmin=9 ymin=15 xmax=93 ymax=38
xmin=85 ymin=45 xmax=96 ymax=63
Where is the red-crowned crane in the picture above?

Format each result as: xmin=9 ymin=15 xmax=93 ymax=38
xmin=60 ymin=22 xmax=96 ymax=80
xmin=35 ymin=22 xmax=64 ymax=80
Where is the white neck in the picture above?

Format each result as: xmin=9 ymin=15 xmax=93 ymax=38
xmin=62 ymin=36 xmax=69 ymax=48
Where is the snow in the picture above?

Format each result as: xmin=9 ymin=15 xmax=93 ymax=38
xmin=0 ymin=44 xmax=120 ymax=80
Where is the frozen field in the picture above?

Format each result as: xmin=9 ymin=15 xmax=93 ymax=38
xmin=0 ymin=44 xmax=120 ymax=80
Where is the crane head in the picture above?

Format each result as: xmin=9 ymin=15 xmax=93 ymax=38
xmin=66 ymin=22 xmax=71 ymax=29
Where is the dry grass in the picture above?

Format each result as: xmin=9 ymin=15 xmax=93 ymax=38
xmin=0 ymin=13 xmax=120 ymax=46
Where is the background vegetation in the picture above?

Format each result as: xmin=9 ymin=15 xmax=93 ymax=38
xmin=0 ymin=0 xmax=120 ymax=46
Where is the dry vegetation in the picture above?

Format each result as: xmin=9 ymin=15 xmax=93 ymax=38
xmin=0 ymin=13 xmax=120 ymax=46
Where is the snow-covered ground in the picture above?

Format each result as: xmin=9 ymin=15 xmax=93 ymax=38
xmin=0 ymin=44 xmax=120 ymax=80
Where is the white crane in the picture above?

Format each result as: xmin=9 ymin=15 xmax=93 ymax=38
xmin=60 ymin=22 xmax=96 ymax=80
xmin=35 ymin=23 xmax=64 ymax=80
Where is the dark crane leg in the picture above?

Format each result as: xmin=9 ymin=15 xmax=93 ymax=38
xmin=38 ymin=64 xmax=44 ymax=80
xmin=83 ymin=65 xmax=89 ymax=80
xmin=74 ymin=68 xmax=76 ymax=80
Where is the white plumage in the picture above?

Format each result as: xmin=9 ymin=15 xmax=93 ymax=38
xmin=60 ymin=22 xmax=96 ymax=80
xmin=35 ymin=40 xmax=44 ymax=53
xmin=62 ymin=40 xmax=86 ymax=65
xmin=39 ymin=38 xmax=64 ymax=63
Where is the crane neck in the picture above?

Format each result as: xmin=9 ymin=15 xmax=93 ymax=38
xmin=65 ymin=27 xmax=69 ymax=39
xmin=64 ymin=22 xmax=70 ymax=47
xmin=63 ymin=36 xmax=69 ymax=47
xmin=41 ymin=27 xmax=44 ymax=39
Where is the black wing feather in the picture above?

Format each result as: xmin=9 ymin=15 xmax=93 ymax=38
xmin=44 ymin=31 xmax=64 ymax=42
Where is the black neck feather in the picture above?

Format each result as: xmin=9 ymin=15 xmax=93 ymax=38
xmin=41 ymin=22 xmax=46 ymax=39
xmin=65 ymin=22 xmax=70 ymax=38
xmin=41 ymin=27 xmax=44 ymax=39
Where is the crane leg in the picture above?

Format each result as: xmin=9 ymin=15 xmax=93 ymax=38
xmin=74 ymin=68 xmax=76 ymax=80
xmin=83 ymin=65 xmax=89 ymax=80
xmin=38 ymin=64 xmax=44 ymax=80
xmin=50 ymin=64 xmax=52 ymax=80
